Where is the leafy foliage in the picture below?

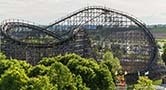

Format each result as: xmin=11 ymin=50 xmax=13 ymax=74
xmin=48 ymin=62 xmax=76 ymax=90
xmin=22 ymin=76 xmax=57 ymax=90
xmin=0 ymin=59 xmax=31 ymax=77
xmin=162 ymin=48 xmax=166 ymax=65
xmin=0 ymin=53 xmax=118 ymax=90
xmin=66 ymin=54 xmax=115 ymax=90
xmin=134 ymin=76 xmax=154 ymax=90
xmin=101 ymin=52 xmax=122 ymax=83
xmin=28 ymin=65 xmax=49 ymax=77
xmin=0 ymin=67 xmax=29 ymax=90
xmin=0 ymin=53 xmax=6 ymax=60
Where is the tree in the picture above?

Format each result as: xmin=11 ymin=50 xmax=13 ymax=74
xmin=39 ymin=53 xmax=82 ymax=66
xmin=103 ymin=52 xmax=114 ymax=61
xmin=0 ymin=53 xmax=116 ymax=90
xmin=28 ymin=65 xmax=49 ymax=77
xmin=39 ymin=54 xmax=89 ymax=90
xmin=74 ymin=75 xmax=89 ymax=90
xmin=101 ymin=52 xmax=122 ymax=83
xmin=134 ymin=76 xmax=154 ymax=90
xmin=102 ymin=52 xmax=121 ymax=73
xmin=94 ymin=67 xmax=115 ymax=90
xmin=162 ymin=48 xmax=166 ymax=65
xmin=0 ymin=59 xmax=31 ymax=76
xmin=48 ymin=62 xmax=77 ymax=90
xmin=0 ymin=53 xmax=6 ymax=60
xmin=66 ymin=55 xmax=115 ymax=90
xmin=0 ymin=67 xmax=29 ymax=90
xmin=22 ymin=76 xmax=57 ymax=90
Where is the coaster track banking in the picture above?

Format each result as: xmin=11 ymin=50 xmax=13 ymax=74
xmin=0 ymin=6 xmax=165 ymax=77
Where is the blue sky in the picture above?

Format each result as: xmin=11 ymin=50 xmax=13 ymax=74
xmin=0 ymin=0 xmax=166 ymax=25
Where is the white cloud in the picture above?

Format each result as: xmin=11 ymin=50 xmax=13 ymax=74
xmin=0 ymin=0 xmax=166 ymax=24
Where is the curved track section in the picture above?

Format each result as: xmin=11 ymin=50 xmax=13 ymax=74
xmin=1 ymin=19 xmax=62 ymax=46
xmin=45 ymin=6 xmax=158 ymax=73
xmin=0 ymin=6 xmax=160 ymax=74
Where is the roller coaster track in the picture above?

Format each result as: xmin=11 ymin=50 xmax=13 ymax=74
xmin=0 ymin=6 xmax=165 ymax=77
xmin=0 ymin=19 xmax=63 ymax=46
xmin=1 ymin=6 xmax=155 ymax=47
xmin=46 ymin=6 xmax=158 ymax=70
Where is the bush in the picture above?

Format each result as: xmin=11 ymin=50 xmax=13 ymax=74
xmin=134 ymin=76 xmax=154 ymax=90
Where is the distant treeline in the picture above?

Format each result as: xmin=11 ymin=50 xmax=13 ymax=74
xmin=147 ymin=25 xmax=166 ymax=33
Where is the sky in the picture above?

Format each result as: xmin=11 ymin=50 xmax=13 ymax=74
xmin=0 ymin=0 xmax=166 ymax=25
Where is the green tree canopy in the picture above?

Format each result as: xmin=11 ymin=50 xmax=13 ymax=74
xmin=40 ymin=53 xmax=115 ymax=90
xmin=0 ymin=53 xmax=117 ymax=90
xmin=0 ymin=67 xmax=29 ymax=90
xmin=101 ymin=52 xmax=122 ymax=83
xmin=28 ymin=64 xmax=49 ymax=77
xmin=0 ymin=59 xmax=31 ymax=76
xmin=66 ymin=54 xmax=115 ymax=90
xmin=48 ymin=62 xmax=76 ymax=90
xmin=22 ymin=76 xmax=57 ymax=90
